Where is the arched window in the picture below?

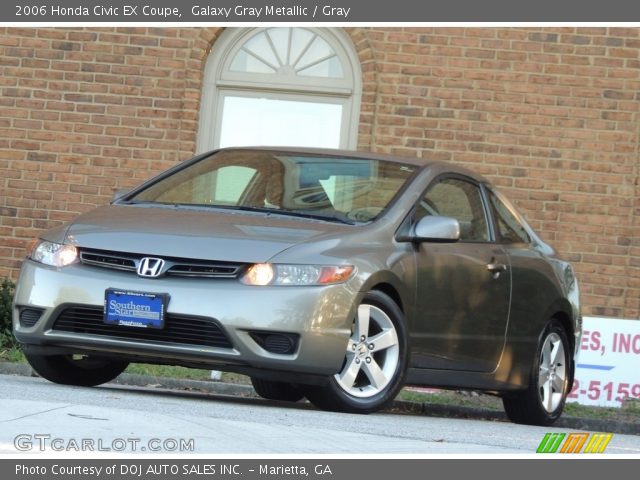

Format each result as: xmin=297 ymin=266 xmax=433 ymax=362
xmin=197 ymin=28 xmax=362 ymax=152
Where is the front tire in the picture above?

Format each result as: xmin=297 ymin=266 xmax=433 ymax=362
xmin=25 ymin=353 xmax=129 ymax=387
xmin=303 ymin=290 xmax=408 ymax=414
xmin=503 ymin=319 xmax=572 ymax=425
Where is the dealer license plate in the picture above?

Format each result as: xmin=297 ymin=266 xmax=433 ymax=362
xmin=104 ymin=289 xmax=168 ymax=329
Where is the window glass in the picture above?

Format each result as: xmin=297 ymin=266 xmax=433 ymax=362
xmin=243 ymin=32 xmax=280 ymax=68
xmin=219 ymin=96 xmax=342 ymax=149
xmin=229 ymin=49 xmax=276 ymax=74
xmin=488 ymin=191 xmax=531 ymax=244
xmin=417 ymin=178 xmax=489 ymax=242
xmin=130 ymin=150 xmax=417 ymax=223
xmin=229 ymin=28 xmax=344 ymax=79
xmin=214 ymin=166 xmax=257 ymax=204
xmin=148 ymin=165 xmax=257 ymax=205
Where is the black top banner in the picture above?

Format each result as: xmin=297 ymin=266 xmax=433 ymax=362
xmin=4 ymin=0 xmax=640 ymax=22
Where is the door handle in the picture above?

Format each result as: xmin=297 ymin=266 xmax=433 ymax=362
xmin=486 ymin=263 xmax=507 ymax=279
xmin=486 ymin=263 xmax=507 ymax=273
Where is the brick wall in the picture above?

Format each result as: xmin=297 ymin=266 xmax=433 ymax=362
xmin=0 ymin=27 xmax=638 ymax=319
xmin=362 ymin=27 xmax=640 ymax=319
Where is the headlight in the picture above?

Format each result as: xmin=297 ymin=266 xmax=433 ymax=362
xmin=241 ymin=264 xmax=355 ymax=286
xmin=30 ymin=240 xmax=78 ymax=267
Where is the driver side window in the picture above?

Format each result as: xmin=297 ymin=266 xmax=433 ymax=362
xmin=417 ymin=178 xmax=489 ymax=242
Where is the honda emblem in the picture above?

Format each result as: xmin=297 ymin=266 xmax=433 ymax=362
xmin=137 ymin=257 xmax=165 ymax=278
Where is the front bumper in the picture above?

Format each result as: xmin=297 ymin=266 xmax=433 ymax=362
xmin=13 ymin=260 xmax=357 ymax=377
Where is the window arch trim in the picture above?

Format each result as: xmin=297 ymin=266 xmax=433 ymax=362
xmin=197 ymin=27 xmax=362 ymax=153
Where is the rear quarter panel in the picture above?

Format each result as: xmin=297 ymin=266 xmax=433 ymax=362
xmin=496 ymin=245 xmax=578 ymax=388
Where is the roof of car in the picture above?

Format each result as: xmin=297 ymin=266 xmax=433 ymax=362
xmin=215 ymin=146 xmax=489 ymax=184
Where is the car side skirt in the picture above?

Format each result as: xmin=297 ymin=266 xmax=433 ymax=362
xmin=405 ymin=367 xmax=527 ymax=393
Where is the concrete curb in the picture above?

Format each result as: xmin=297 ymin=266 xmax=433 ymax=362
xmin=0 ymin=361 xmax=35 ymax=377
xmin=391 ymin=398 xmax=640 ymax=435
xmin=112 ymin=372 xmax=257 ymax=398
xmin=1 ymin=361 xmax=637 ymax=435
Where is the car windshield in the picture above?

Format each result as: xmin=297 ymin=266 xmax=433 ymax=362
xmin=127 ymin=150 xmax=418 ymax=223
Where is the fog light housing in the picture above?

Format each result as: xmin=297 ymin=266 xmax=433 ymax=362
xmin=249 ymin=331 xmax=299 ymax=355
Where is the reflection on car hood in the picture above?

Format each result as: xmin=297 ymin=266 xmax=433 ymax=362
xmin=64 ymin=205 xmax=347 ymax=263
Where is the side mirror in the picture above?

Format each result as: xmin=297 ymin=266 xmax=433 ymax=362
xmin=111 ymin=189 xmax=129 ymax=203
xmin=413 ymin=216 xmax=460 ymax=242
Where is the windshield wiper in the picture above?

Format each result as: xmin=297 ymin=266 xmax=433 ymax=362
xmin=121 ymin=202 xmax=357 ymax=225
xmin=284 ymin=209 xmax=357 ymax=226
xmin=205 ymin=205 xmax=357 ymax=225
xmin=120 ymin=200 xmax=159 ymax=205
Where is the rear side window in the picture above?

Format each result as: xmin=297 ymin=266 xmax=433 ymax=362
xmin=488 ymin=190 xmax=530 ymax=244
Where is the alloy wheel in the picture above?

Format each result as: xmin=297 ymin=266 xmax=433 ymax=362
xmin=538 ymin=332 xmax=567 ymax=413
xmin=334 ymin=303 xmax=400 ymax=398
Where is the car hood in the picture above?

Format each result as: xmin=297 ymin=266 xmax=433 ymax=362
xmin=62 ymin=205 xmax=348 ymax=263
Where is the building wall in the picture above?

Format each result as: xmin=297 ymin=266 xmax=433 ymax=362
xmin=0 ymin=27 xmax=638 ymax=319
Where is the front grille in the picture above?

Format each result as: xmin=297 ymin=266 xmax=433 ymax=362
xmin=79 ymin=248 xmax=244 ymax=279
xmin=19 ymin=308 xmax=44 ymax=327
xmin=165 ymin=263 xmax=239 ymax=278
xmin=80 ymin=251 xmax=136 ymax=272
xmin=52 ymin=306 xmax=233 ymax=349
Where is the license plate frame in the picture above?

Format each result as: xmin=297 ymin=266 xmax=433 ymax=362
xmin=103 ymin=289 xmax=168 ymax=329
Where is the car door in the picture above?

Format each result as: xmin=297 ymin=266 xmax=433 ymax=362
xmin=411 ymin=176 xmax=511 ymax=372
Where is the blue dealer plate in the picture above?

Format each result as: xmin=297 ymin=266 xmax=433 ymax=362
xmin=104 ymin=289 xmax=168 ymax=329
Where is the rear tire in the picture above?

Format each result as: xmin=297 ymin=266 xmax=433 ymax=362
xmin=503 ymin=319 xmax=572 ymax=426
xmin=25 ymin=353 xmax=129 ymax=387
xmin=303 ymin=290 xmax=408 ymax=414
xmin=250 ymin=378 xmax=304 ymax=402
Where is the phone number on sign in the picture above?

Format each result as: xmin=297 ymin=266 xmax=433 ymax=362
xmin=569 ymin=379 xmax=640 ymax=402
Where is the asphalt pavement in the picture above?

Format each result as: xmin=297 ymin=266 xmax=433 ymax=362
xmin=0 ymin=360 xmax=638 ymax=445
xmin=2 ymin=373 xmax=640 ymax=454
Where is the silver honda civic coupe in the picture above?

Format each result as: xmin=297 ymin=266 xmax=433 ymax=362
xmin=13 ymin=147 xmax=581 ymax=425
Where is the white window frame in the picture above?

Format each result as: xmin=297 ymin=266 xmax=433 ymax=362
xmin=197 ymin=27 xmax=362 ymax=153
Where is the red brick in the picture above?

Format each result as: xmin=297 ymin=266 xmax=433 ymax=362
xmin=0 ymin=26 xmax=638 ymax=320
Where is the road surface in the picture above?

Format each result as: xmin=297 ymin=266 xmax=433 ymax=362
xmin=1 ymin=374 xmax=639 ymax=454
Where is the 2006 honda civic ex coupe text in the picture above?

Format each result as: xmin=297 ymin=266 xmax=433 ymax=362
xmin=13 ymin=147 xmax=581 ymax=425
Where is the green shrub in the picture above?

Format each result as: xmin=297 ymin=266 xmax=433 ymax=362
xmin=0 ymin=278 xmax=15 ymax=348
